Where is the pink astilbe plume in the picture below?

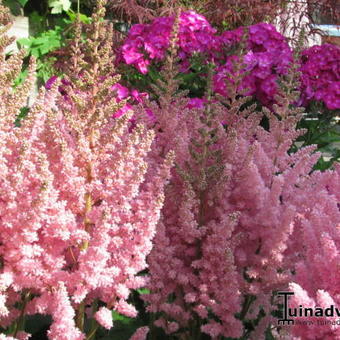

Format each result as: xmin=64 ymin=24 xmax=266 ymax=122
xmin=0 ymin=1 xmax=173 ymax=339
xmin=94 ymin=307 xmax=113 ymax=329
xmin=139 ymin=20 xmax=340 ymax=339
xmin=283 ymin=164 xmax=340 ymax=339
xmin=129 ymin=326 xmax=149 ymax=340
xmin=140 ymin=23 xmax=245 ymax=338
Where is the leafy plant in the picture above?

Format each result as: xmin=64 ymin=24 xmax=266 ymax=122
xmin=17 ymin=26 xmax=63 ymax=83
xmin=15 ymin=8 xmax=91 ymax=85
xmin=297 ymin=113 xmax=340 ymax=170
xmin=3 ymin=0 xmax=28 ymax=15
xmin=48 ymin=0 xmax=71 ymax=14
xmin=18 ymin=27 xmax=63 ymax=58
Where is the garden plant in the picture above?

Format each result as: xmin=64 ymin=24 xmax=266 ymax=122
xmin=0 ymin=0 xmax=339 ymax=339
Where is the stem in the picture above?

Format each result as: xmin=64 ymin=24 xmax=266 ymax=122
xmin=80 ymin=191 xmax=92 ymax=250
xmin=239 ymin=294 xmax=256 ymax=320
xmin=149 ymin=312 xmax=157 ymax=340
xmin=86 ymin=324 xmax=99 ymax=340
xmin=76 ymin=300 xmax=86 ymax=332
xmin=80 ymin=149 xmax=94 ymax=251
xmin=192 ymin=315 xmax=201 ymax=340
xmin=69 ymin=246 xmax=77 ymax=264
xmin=86 ymin=300 xmax=99 ymax=340
xmin=13 ymin=291 xmax=30 ymax=337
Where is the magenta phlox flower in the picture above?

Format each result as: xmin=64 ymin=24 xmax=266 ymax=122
xmin=215 ymin=23 xmax=292 ymax=107
xmin=299 ymin=44 xmax=340 ymax=110
xmin=112 ymin=83 xmax=130 ymax=100
xmin=120 ymin=11 xmax=218 ymax=74
xmin=45 ymin=76 xmax=71 ymax=97
xmin=186 ymin=98 xmax=206 ymax=109
xmin=111 ymin=84 xmax=151 ymax=118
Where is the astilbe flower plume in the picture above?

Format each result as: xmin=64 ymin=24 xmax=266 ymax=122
xmin=283 ymin=165 xmax=340 ymax=339
xmin=0 ymin=1 xmax=173 ymax=339
xmin=139 ymin=21 xmax=340 ymax=339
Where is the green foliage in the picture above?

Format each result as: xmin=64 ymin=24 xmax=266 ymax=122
xmin=3 ymin=0 xmax=23 ymax=15
xmin=3 ymin=0 xmax=28 ymax=8
xmin=14 ymin=106 xmax=29 ymax=127
xmin=67 ymin=9 xmax=91 ymax=24
xmin=2 ymin=0 xmax=91 ymax=86
xmin=13 ymin=8 xmax=90 ymax=85
xmin=28 ymin=11 xmax=45 ymax=33
xmin=17 ymin=26 xmax=63 ymax=83
xmin=120 ymin=53 xmax=209 ymax=102
xmin=48 ymin=0 xmax=71 ymax=14
xmin=136 ymin=288 xmax=150 ymax=295
xmin=297 ymin=113 xmax=340 ymax=170
xmin=13 ymin=67 xmax=28 ymax=87
xmin=17 ymin=0 xmax=28 ymax=6
xmin=18 ymin=27 xmax=63 ymax=58
xmin=178 ymin=53 xmax=210 ymax=98
xmin=25 ymin=314 xmax=52 ymax=339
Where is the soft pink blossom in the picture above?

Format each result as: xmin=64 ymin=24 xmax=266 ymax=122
xmin=95 ymin=307 xmax=113 ymax=330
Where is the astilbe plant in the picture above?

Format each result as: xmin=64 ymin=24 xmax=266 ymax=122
xmin=137 ymin=19 xmax=340 ymax=339
xmin=285 ymin=164 xmax=340 ymax=340
xmin=0 ymin=1 xmax=173 ymax=339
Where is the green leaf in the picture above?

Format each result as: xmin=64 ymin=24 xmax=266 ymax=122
xmin=30 ymin=48 xmax=41 ymax=58
xmin=111 ymin=311 xmax=133 ymax=325
xmin=48 ymin=0 xmax=71 ymax=14
xmin=316 ymin=130 xmax=340 ymax=144
xmin=29 ymin=11 xmax=45 ymax=32
xmin=14 ymin=106 xmax=29 ymax=127
xmin=34 ymin=36 xmax=50 ymax=45
xmin=148 ymin=66 xmax=162 ymax=82
xmin=17 ymin=0 xmax=29 ymax=7
xmin=179 ymin=72 xmax=198 ymax=82
xmin=265 ymin=327 xmax=276 ymax=340
xmin=17 ymin=37 xmax=32 ymax=48
xmin=99 ymin=311 xmax=146 ymax=340
xmin=66 ymin=10 xmax=91 ymax=24
xmin=313 ymin=157 xmax=332 ymax=171
xmin=13 ymin=68 xmax=28 ymax=87
xmin=3 ymin=0 xmax=21 ymax=15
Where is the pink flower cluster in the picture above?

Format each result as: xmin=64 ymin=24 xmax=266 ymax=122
xmin=120 ymin=11 xmax=340 ymax=111
xmin=120 ymin=16 xmax=292 ymax=107
xmin=299 ymin=44 xmax=340 ymax=110
xmin=215 ymin=23 xmax=292 ymax=107
xmin=0 ymin=71 xmax=173 ymax=339
xmin=0 ymin=2 xmax=339 ymax=338
xmin=120 ymin=10 xmax=218 ymax=74
xmin=286 ymin=165 xmax=340 ymax=339
xmin=139 ymin=87 xmax=340 ymax=338
xmin=111 ymin=83 xmax=151 ymax=118
xmin=46 ymin=77 xmax=152 ymax=119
